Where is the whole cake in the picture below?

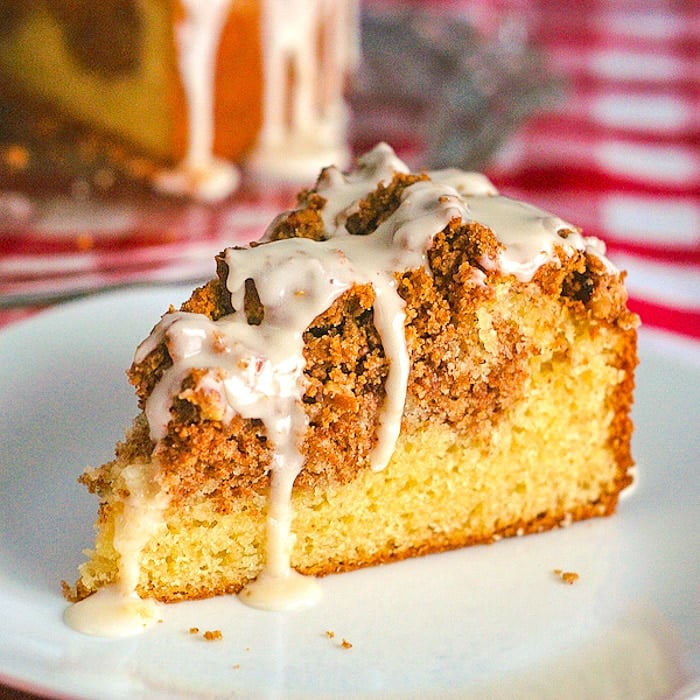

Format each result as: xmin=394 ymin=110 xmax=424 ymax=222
xmin=63 ymin=143 xmax=638 ymax=633
xmin=0 ymin=0 xmax=358 ymax=197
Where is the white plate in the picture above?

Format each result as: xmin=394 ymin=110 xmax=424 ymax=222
xmin=0 ymin=288 xmax=698 ymax=700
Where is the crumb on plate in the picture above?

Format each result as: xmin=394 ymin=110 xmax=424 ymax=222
xmin=188 ymin=626 xmax=223 ymax=640
xmin=553 ymin=568 xmax=580 ymax=585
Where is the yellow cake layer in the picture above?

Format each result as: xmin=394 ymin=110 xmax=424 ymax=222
xmin=74 ymin=320 xmax=631 ymax=602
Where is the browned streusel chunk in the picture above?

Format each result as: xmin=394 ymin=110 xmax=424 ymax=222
xmin=181 ymin=277 xmax=234 ymax=320
xmin=343 ymin=173 xmax=427 ymax=236
xmin=265 ymin=191 xmax=327 ymax=241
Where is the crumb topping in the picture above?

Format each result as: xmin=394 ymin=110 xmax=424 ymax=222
xmin=85 ymin=144 xmax=638 ymax=516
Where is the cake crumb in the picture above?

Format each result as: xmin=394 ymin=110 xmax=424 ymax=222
xmin=558 ymin=513 xmax=574 ymax=528
xmin=324 ymin=629 xmax=351 ymax=648
xmin=188 ymin=626 xmax=222 ymax=640
xmin=233 ymin=664 xmax=241 ymax=670
xmin=553 ymin=569 xmax=579 ymax=585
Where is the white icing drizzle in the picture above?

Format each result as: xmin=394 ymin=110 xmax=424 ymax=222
xmin=471 ymin=197 xmax=611 ymax=281
xmin=246 ymin=0 xmax=359 ymax=181
xmin=153 ymin=0 xmax=358 ymax=197
xmin=153 ymin=0 xmax=240 ymax=201
xmin=429 ymin=167 xmax=617 ymax=281
xmin=428 ymin=168 xmax=500 ymax=197
xmin=69 ymin=143 xmax=619 ymax=631
xmin=65 ymin=463 xmax=167 ymax=636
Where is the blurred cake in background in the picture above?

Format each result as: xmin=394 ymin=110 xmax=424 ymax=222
xmin=0 ymin=2 xmax=558 ymax=204
xmin=0 ymin=0 xmax=358 ymax=199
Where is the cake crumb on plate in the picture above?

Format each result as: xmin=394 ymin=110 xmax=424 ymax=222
xmin=553 ymin=569 xmax=580 ymax=585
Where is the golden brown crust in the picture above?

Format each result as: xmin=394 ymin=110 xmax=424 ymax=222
xmin=607 ymin=326 xmax=638 ymax=494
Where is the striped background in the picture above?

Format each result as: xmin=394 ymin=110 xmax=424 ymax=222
xmin=0 ymin=0 xmax=698 ymax=342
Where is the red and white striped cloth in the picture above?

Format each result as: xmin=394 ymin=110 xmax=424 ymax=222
xmin=0 ymin=186 xmax=296 ymax=328
xmin=479 ymin=0 xmax=700 ymax=339
xmin=0 ymin=0 xmax=698 ymax=342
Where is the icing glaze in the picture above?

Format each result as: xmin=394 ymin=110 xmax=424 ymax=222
xmin=64 ymin=585 xmax=162 ymax=638
xmin=65 ymin=462 xmax=167 ymax=636
xmin=154 ymin=0 xmax=241 ymax=201
xmin=68 ymin=143 xmax=617 ymax=633
xmin=154 ymin=0 xmax=358 ymax=199
xmin=246 ymin=0 xmax=358 ymax=180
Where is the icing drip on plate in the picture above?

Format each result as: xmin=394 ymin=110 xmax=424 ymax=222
xmin=67 ymin=143 xmax=617 ymax=633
